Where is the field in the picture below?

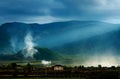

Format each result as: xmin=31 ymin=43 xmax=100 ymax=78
xmin=0 ymin=60 xmax=73 ymax=66
xmin=1 ymin=78 xmax=84 ymax=79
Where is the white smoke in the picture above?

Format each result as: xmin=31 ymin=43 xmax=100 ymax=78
xmin=24 ymin=32 xmax=38 ymax=59
xmin=41 ymin=60 xmax=51 ymax=65
xmin=10 ymin=37 xmax=17 ymax=52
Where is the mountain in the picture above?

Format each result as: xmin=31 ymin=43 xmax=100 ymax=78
xmin=0 ymin=47 xmax=64 ymax=61
xmin=0 ymin=21 xmax=120 ymax=62
xmin=0 ymin=21 xmax=99 ymax=53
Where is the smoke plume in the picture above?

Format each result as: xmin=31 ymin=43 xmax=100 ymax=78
xmin=41 ymin=60 xmax=51 ymax=65
xmin=24 ymin=32 xmax=38 ymax=59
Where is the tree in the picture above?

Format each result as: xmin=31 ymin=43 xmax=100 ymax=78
xmin=11 ymin=63 xmax=17 ymax=69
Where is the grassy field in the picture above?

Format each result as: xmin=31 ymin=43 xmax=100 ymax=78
xmin=1 ymin=78 xmax=85 ymax=79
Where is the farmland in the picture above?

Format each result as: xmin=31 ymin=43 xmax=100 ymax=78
xmin=1 ymin=78 xmax=84 ymax=79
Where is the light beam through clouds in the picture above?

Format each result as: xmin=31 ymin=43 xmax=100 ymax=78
xmin=39 ymin=23 xmax=120 ymax=47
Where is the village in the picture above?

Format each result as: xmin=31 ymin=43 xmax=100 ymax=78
xmin=0 ymin=62 xmax=119 ymax=79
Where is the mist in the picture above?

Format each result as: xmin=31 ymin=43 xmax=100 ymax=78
xmin=83 ymin=53 xmax=119 ymax=67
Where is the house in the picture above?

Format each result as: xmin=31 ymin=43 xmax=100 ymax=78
xmin=52 ymin=65 xmax=64 ymax=71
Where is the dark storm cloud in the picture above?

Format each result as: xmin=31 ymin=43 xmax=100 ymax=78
xmin=54 ymin=0 xmax=120 ymax=20
xmin=0 ymin=0 xmax=120 ymax=24
xmin=0 ymin=0 xmax=63 ymax=24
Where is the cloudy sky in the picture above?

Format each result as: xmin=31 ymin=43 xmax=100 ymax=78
xmin=0 ymin=0 xmax=120 ymax=24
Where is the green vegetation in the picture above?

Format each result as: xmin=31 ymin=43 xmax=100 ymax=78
xmin=0 ymin=47 xmax=64 ymax=61
xmin=34 ymin=47 xmax=64 ymax=60
xmin=2 ymin=77 xmax=85 ymax=79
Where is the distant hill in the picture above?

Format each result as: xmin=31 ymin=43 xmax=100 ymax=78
xmin=0 ymin=21 xmax=120 ymax=61
xmin=0 ymin=47 xmax=64 ymax=61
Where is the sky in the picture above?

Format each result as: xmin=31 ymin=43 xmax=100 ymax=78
xmin=1 ymin=0 xmax=120 ymax=24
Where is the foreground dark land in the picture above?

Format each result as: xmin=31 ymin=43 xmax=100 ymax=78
xmin=0 ymin=62 xmax=119 ymax=79
xmin=2 ymin=77 xmax=85 ymax=79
